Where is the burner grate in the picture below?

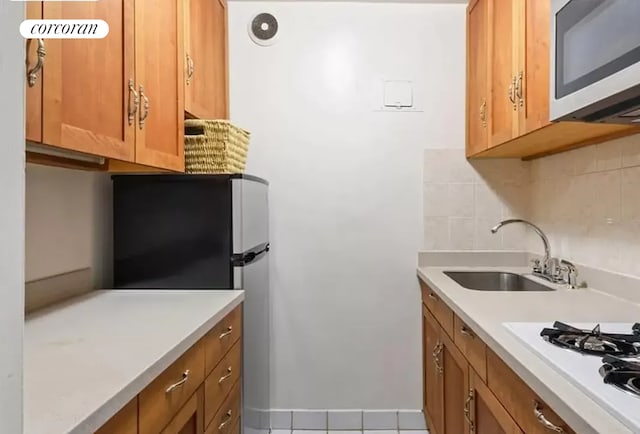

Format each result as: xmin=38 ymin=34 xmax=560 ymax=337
xmin=540 ymin=321 xmax=640 ymax=356
xmin=600 ymin=356 xmax=640 ymax=398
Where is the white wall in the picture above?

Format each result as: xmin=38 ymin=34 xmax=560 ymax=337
xmin=25 ymin=165 xmax=112 ymax=288
xmin=229 ymin=1 xmax=465 ymax=409
xmin=0 ymin=2 xmax=25 ymax=432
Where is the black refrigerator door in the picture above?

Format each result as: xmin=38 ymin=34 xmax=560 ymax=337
xmin=112 ymin=176 xmax=234 ymax=289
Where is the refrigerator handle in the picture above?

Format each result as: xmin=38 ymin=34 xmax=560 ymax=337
xmin=231 ymin=243 xmax=270 ymax=266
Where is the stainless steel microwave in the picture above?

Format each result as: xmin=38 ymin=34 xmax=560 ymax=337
xmin=551 ymin=0 xmax=640 ymax=124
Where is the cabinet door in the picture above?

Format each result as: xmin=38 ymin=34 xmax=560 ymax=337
xmin=161 ymin=387 xmax=205 ymax=434
xmin=517 ymin=0 xmax=551 ymax=135
xmin=466 ymin=0 xmax=489 ymax=156
xmin=95 ymin=399 xmax=138 ymax=434
xmin=469 ymin=370 xmax=522 ymax=434
xmin=185 ymin=0 xmax=229 ymax=119
xmin=423 ymin=306 xmax=444 ymax=434
xmin=25 ymin=2 xmax=43 ymax=144
xmin=135 ymin=0 xmax=185 ymax=172
xmin=42 ymin=1 xmax=135 ymax=161
xmin=488 ymin=0 xmax=518 ymax=147
xmin=441 ymin=332 xmax=469 ymax=434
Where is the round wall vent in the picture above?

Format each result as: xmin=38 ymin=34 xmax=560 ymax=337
xmin=249 ymin=12 xmax=279 ymax=46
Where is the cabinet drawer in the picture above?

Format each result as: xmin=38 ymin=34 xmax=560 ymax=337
xmin=420 ymin=281 xmax=454 ymax=338
xmin=204 ymin=340 xmax=242 ymax=428
xmin=453 ymin=314 xmax=487 ymax=381
xmin=95 ymin=398 xmax=137 ymax=434
xmin=486 ymin=350 xmax=576 ymax=434
xmin=161 ymin=386 xmax=204 ymax=434
xmin=205 ymin=306 xmax=242 ymax=374
xmin=139 ymin=340 xmax=206 ymax=434
xmin=205 ymin=382 xmax=241 ymax=434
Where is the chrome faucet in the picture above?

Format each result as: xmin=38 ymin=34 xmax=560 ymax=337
xmin=490 ymin=219 xmax=559 ymax=283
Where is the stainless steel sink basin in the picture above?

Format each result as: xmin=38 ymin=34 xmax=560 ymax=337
xmin=443 ymin=271 xmax=554 ymax=292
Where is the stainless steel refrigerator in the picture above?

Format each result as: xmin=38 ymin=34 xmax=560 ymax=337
xmin=112 ymin=174 xmax=270 ymax=434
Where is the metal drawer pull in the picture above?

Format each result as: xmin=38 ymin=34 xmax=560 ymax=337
xmin=165 ymin=369 xmax=190 ymax=393
xmin=509 ymin=75 xmax=517 ymax=110
xmin=218 ymin=367 xmax=233 ymax=384
xmin=428 ymin=292 xmax=438 ymax=301
xmin=516 ymin=70 xmax=524 ymax=107
xmin=219 ymin=326 xmax=233 ymax=339
xmin=186 ymin=53 xmax=195 ymax=85
xmin=127 ymin=79 xmax=139 ymax=126
xmin=464 ymin=389 xmax=475 ymax=433
xmin=218 ymin=410 xmax=233 ymax=430
xmin=534 ymin=401 xmax=565 ymax=433
xmin=138 ymin=85 xmax=149 ymax=129
xmin=460 ymin=325 xmax=475 ymax=338
xmin=432 ymin=341 xmax=443 ymax=374
xmin=27 ymin=38 xmax=46 ymax=87
xmin=479 ymin=99 xmax=487 ymax=128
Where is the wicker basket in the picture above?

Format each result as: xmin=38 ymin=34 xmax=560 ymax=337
xmin=184 ymin=119 xmax=250 ymax=174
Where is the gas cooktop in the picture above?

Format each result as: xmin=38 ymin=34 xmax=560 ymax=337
xmin=505 ymin=322 xmax=640 ymax=433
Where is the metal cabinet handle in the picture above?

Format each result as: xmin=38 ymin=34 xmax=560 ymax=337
xmin=479 ymin=99 xmax=487 ymax=128
xmin=460 ymin=325 xmax=475 ymax=338
xmin=127 ymin=79 xmax=139 ymax=126
xmin=534 ymin=401 xmax=565 ymax=433
xmin=165 ymin=370 xmax=190 ymax=393
xmin=218 ymin=410 xmax=233 ymax=430
xmin=428 ymin=292 xmax=438 ymax=301
xmin=516 ymin=70 xmax=524 ymax=108
xmin=464 ymin=389 xmax=475 ymax=433
xmin=218 ymin=367 xmax=233 ymax=384
xmin=219 ymin=326 xmax=233 ymax=339
xmin=186 ymin=53 xmax=195 ymax=85
xmin=508 ymin=75 xmax=517 ymax=110
xmin=138 ymin=85 xmax=149 ymax=129
xmin=432 ymin=341 xmax=443 ymax=374
xmin=27 ymin=39 xmax=46 ymax=87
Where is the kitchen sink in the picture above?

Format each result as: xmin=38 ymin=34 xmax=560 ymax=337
xmin=443 ymin=271 xmax=554 ymax=292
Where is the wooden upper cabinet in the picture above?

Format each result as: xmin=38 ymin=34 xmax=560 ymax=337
xmin=185 ymin=0 xmax=229 ymax=120
xmin=42 ymin=1 xmax=135 ymax=162
xmin=488 ymin=0 xmax=517 ymax=147
xmin=134 ymin=0 xmax=185 ymax=172
xmin=423 ymin=306 xmax=444 ymax=434
xmin=25 ymin=2 xmax=43 ymax=144
xmin=517 ymin=0 xmax=550 ymax=135
xmin=469 ymin=369 xmax=523 ymax=434
xmin=466 ymin=0 xmax=489 ymax=156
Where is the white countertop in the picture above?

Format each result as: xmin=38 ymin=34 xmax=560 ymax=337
xmin=24 ymin=289 xmax=244 ymax=434
xmin=418 ymin=265 xmax=640 ymax=434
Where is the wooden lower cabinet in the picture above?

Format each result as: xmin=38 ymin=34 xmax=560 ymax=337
xmin=423 ymin=305 xmax=444 ymax=434
xmin=162 ymin=387 xmax=205 ymax=434
xmin=469 ymin=370 xmax=522 ymax=434
xmin=95 ymin=305 xmax=242 ymax=434
xmin=441 ymin=332 xmax=469 ymax=434
xmin=96 ymin=399 xmax=138 ymax=434
xmin=487 ymin=350 xmax=576 ymax=434
xmin=421 ymin=282 xmax=576 ymax=434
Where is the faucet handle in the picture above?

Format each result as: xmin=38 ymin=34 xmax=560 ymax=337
xmin=559 ymin=259 xmax=578 ymax=289
xmin=530 ymin=258 xmax=542 ymax=273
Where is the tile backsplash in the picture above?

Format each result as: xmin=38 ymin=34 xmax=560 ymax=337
xmin=529 ymin=133 xmax=640 ymax=277
xmin=423 ymin=149 xmax=530 ymax=251
xmin=423 ymin=133 xmax=640 ymax=279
